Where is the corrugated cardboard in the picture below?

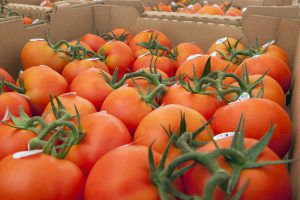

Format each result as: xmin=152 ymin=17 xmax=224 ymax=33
xmin=0 ymin=3 xmax=300 ymax=199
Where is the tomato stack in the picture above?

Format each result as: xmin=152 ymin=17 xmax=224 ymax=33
xmin=0 ymin=28 xmax=293 ymax=199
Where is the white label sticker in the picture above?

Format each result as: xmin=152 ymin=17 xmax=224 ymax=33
xmin=2 ymin=108 xmax=10 ymax=122
xmin=213 ymin=132 xmax=235 ymax=140
xmin=187 ymin=5 xmax=194 ymax=10
xmin=215 ymin=37 xmax=228 ymax=45
xmin=32 ymin=19 xmax=40 ymax=24
xmin=13 ymin=150 xmax=43 ymax=159
xmin=186 ymin=54 xmax=202 ymax=61
xmin=171 ymin=2 xmax=176 ymax=6
xmin=87 ymin=57 xmax=100 ymax=61
xmin=212 ymin=4 xmax=219 ymax=7
xmin=29 ymin=38 xmax=45 ymax=42
xmin=262 ymin=40 xmax=275 ymax=48
xmin=210 ymin=51 xmax=218 ymax=57
xmin=230 ymin=92 xmax=250 ymax=104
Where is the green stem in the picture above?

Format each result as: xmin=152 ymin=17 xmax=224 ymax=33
xmin=210 ymin=148 xmax=246 ymax=165
xmin=143 ymin=84 xmax=166 ymax=104
xmin=3 ymin=81 xmax=25 ymax=94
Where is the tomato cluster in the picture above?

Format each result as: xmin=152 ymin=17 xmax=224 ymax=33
xmin=0 ymin=27 xmax=293 ymax=200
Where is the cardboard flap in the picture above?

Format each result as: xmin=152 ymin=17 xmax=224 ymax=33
xmin=6 ymin=3 xmax=51 ymax=19
xmin=243 ymin=6 xmax=300 ymax=19
xmin=103 ymin=0 xmax=145 ymax=12
xmin=5 ymin=0 xmax=41 ymax=5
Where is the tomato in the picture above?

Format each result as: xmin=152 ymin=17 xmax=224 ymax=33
xmin=0 ymin=67 xmax=15 ymax=92
xmin=162 ymin=84 xmax=226 ymax=120
xmin=0 ymin=153 xmax=85 ymax=200
xmin=0 ymin=92 xmax=31 ymax=120
xmin=41 ymin=93 xmax=96 ymax=122
xmin=132 ymin=54 xmax=175 ymax=77
xmin=102 ymin=40 xmax=135 ymax=78
xmin=235 ymin=54 xmax=292 ymax=92
xmin=225 ymin=7 xmax=242 ymax=16
xmin=18 ymin=65 xmax=69 ymax=115
xmin=183 ymin=137 xmax=291 ymax=200
xmin=157 ymin=3 xmax=172 ymax=12
xmin=21 ymin=39 xmax=69 ymax=72
xmin=212 ymin=98 xmax=291 ymax=157
xmin=261 ymin=44 xmax=289 ymax=65
xmin=85 ymin=145 xmax=182 ymax=200
xmin=198 ymin=5 xmax=224 ymax=15
xmin=70 ymin=68 xmax=113 ymax=110
xmin=134 ymin=104 xmax=213 ymax=160
xmin=172 ymin=42 xmax=204 ymax=70
xmin=81 ymin=33 xmax=106 ymax=52
xmin=61 ymin=58 xmax=108 ymax=84
xmin=22 ymin=17 xmax=32 ymax=25
xmin=228 ymin=75 xmax=285 ymax=107
xmin=129 ymin=29 xmax=172 ymax=58
xmin=186 ymin=4 xmax=202 ymax=13
xmin=40 ymin=0 xmax=53 ymax=7
xmin=176 ymin=54 xmax=237 ymax=80
xmin=66 ymin=112 xmax=131 ymax=176
xmin=101 ymin=86 xmax=154 ymax=135
xmin=108 ymin=28 xmax=134 ymax=44
xmin=0 ymin=123 xmax=36 ymax=160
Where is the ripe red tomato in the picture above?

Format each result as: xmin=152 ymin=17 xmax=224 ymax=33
xmin=235 ymin=54 xmax=291 ymax=92
xmin=0 ymin=92 xmax=31 ymax=120
xmin=101 ymin=86 xmax=154 ymax=135
xmin=70 ymin=68 xmax=113 ymax=110
xmin=134 ymin=104 xmax=213 ymax=160
xmin=132 ymin=54 xmax=175 ymax=77
xmin=225 ymin=7 xmax=242 ymax=16
xmin=21 ymin=39 xmax=69 ymax=72
xmin=129 ymin=29 xmax=172 ymax=58
xmin=108 ymin=28 xmax=134 ymax=45
xmin=102 ymin=41 xmax=135 ymax=78
xmin=66 ymin=112 xmax=131 ymax=176
xmin=211 ymin=98 xmax=291 ymax=157
xmin=18 ymin=65 xmax=69 ymax=115
xmin=183 ymin=137 xmax=291 ymax=200
xmin=0 ymin=123 xmax=36 ymax=160
xmin=172 ymin=42 xmax=204 ymax=70
xmin=198 ymin=5 xmax=224 ymax=15
xmin=61 ymin=58 xmax=108 ymax=84
xmin=85 ymin=145 xmax=182 ymax=200
xmin=81 ymin=33 xmax=106 ymax=52
xmin=22 ymin=17 xmax=33 ymax=25
xmin=0 ymin=67 xmax=15 ymax=92
xmin=0 ymin=153 xmax=85 ymax=200
xmin=261 ymin=44 xmax=289 ymax=65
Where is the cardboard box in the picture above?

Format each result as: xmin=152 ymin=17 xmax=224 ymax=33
xmin=0 ymin=3 xmax=300 ymax=199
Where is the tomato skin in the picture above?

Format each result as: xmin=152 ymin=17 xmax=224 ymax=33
xmin=101 ymin=86 xmax=154 ymax=135
xmin=225 ymin=7 xmax=242 ymax=16
xmin=70 ymin=68 xmax=113 ymax=110
xmin=162 ymin=84 xmax=225 ymax=120
xmin=172 ymin=43 xmax=204 ymax=70
xmin=235 ymin=54 xmax=291 ymax=92
xmin=0 ymin=92 xmax=31 ymax=120
xmin=19 ymin=65 xmax=69 ymax=115
xmin=102 ymin=41 xmax=135 ymax=78
xmin=81 ymin=33 xmax=106 ymax=52
xmin=0 ymin=67 xmax=15 ymax=92
xmin=129 ymin=29 xmax=172 ymax=58
xmin=176 ymin=54 xmax=237 ymax=80
xmin=109 ymin=28 xmax=134 ymax=44
xmin=21 ymin=40 xmax=69 ymax=73
xmin=0 ymin=123 xmax=36 ymax=160
xmin=61 ymin=59 xmax=108 ymax=84
xmin=85 ymin=145 xmax=181 ymax=200
xmin=183 ymin=138 xmax=292 ymax=200
xmin=134 ymin=104 xmax=213 ymax=160
xmin=41 ymin=93 xmax=96 ymax=122
xmin=212 ymin=98 xmax=291 ymax=157
xmin=66 ymin=112 xmax=131 ymax=176
xmin=262 ymin=44 xmax=289 ymax=65
xmin=198 ymin=6 xmax=224 ymax=15
xmin=132 ymin=54 xmax=175 ymax=77
xmin=22 ymin=17 xmax=33 ymax=25
xmin=0 ymin=153 xmax=85 ymax=200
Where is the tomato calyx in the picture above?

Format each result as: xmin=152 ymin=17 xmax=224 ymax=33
xmin=1 ymin=72 xmax=26 ymax=94
xmin=101 ymin=30 xmax=130 ymax=42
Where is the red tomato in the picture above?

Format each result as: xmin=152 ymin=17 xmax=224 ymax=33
xmin=132 ymin=54 xmax=175 ymax=77
xmin=102 ymin=41 xmax=135 ymax=78
xmin=225 ymin=7 xmax=242 ymax=16
xmin=183 ymin=137 xmax=291 ymax=200
xmin=66 ymin=112 xmax=131 ymax=176
xmin=81 ymin=33 xmax=106 ymax=52
xmin=70 ymin=68 xmax=113 ymax=110
xmin=101 ymin=86 xmax=154 ymax=135
xmin=18 ymin=65 xmax=69 ymax=115
xmin=176 ymin=54 xmax=237 ymax=80
xmin=0 ymin=92 xmax=31 ymax=120
xmin=0 ymin=123 xmax=36 ymax=160
xmin=134 ymin=104 xmax=213 ymax=160
xmin=61 ymin=58 xmax=108 ymax=84
xmin=85 ymin=145 xmax=182 ymax=200
xmin=162 ymin=84 xmax=225 ymax=120
xmin=21 ymin=39 xmax=69 ymax=72
xmin=261 ymin=44 xmax=289 ymax=65
xmin=129 ymin=29 xmax=172 ymax=58
xmin=172 ymin=42 xmax=204 ymax=70
xmin=41 ymin=93 xmax=97 ymax=122
xmin=235 ymin=54 xmax=292 ymax=92
xmin=198 ymin=5 xmax=224 ymax=15
xmin=22 ymin=17 xmax=33 ymax=25
xmin=0 ymin=67 xmax=15 ymax=92
xmin=211 ymin=98 xmax=291 ymax=157
xmin=0 ymin=153 xmax=85 ymax=200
